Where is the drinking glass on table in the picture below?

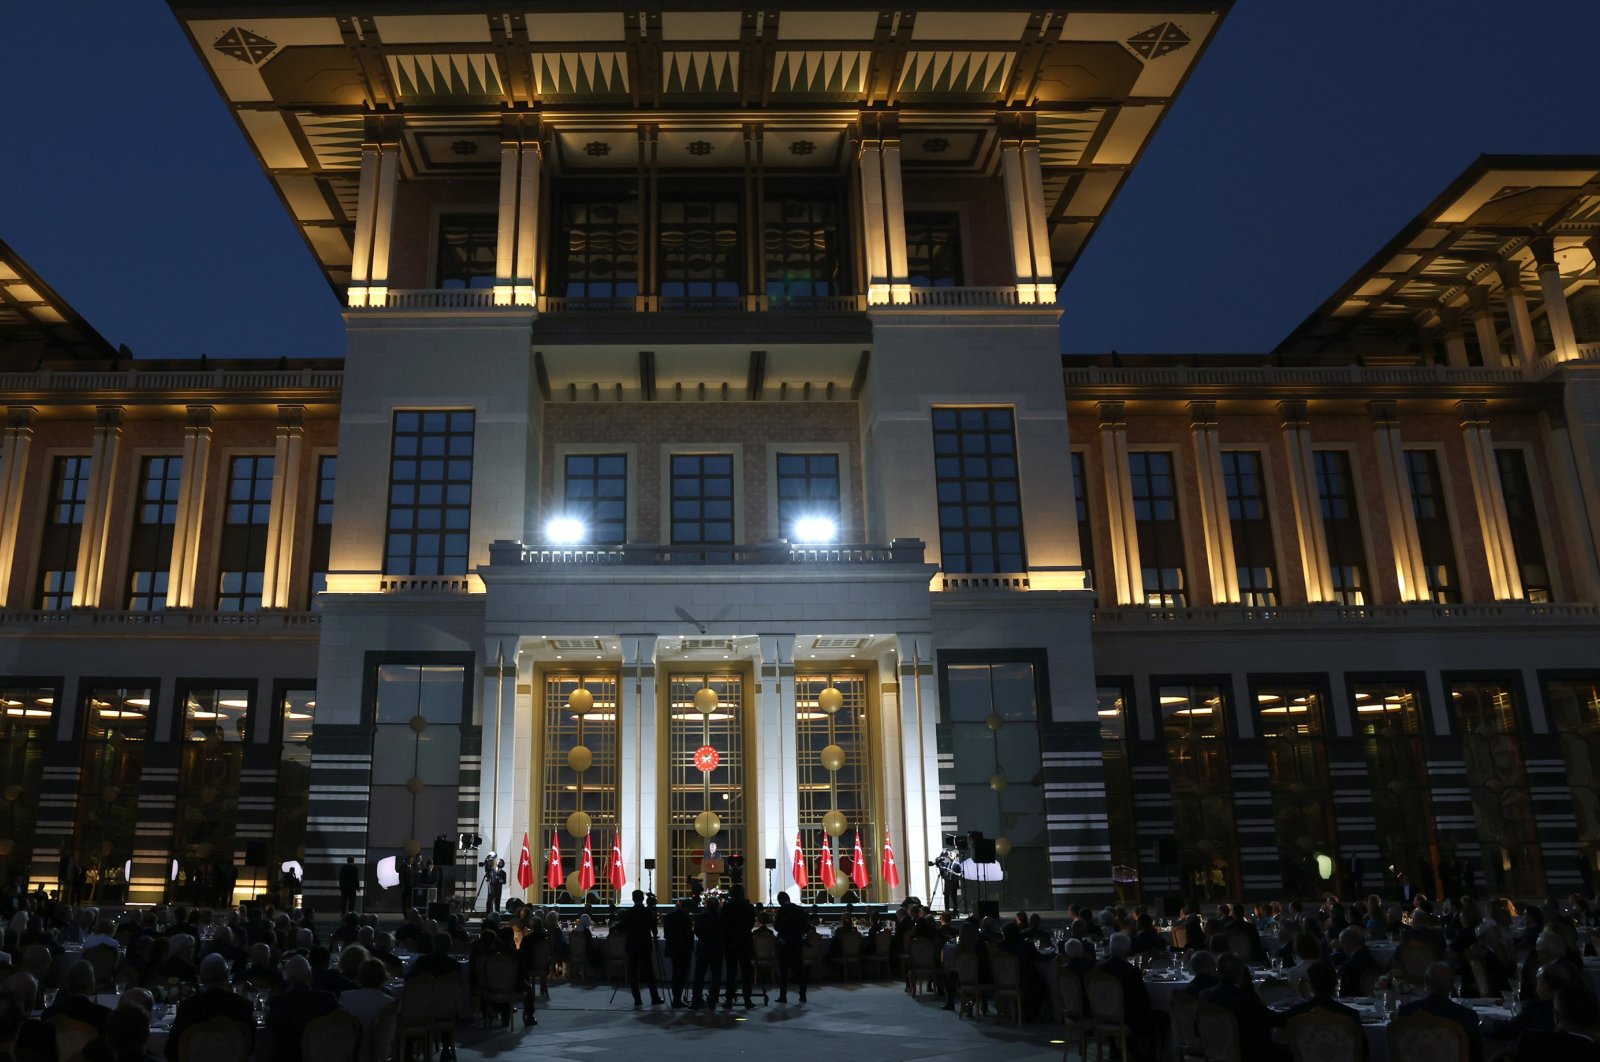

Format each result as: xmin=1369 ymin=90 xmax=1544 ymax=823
xmin=43 ymin=989 xmax=57 ymax=1009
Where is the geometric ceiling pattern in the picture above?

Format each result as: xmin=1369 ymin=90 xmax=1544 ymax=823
xmin=0 ymin=239 xmax=117 ymax=361
xmin=171 ymin=3 xmax=1228 ymax=297
xmin=1279 ymin=156 xmax=1600 ymax=356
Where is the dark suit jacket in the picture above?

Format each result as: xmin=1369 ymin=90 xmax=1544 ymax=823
xmin=266 ymin=986 xmax=339 ymax=1062
xmin=338 ymin=863 xmax=360 ymax=892
xmin=165 ymin=987 xmax=254 ymax=1062
xmin=1395 ymin=993 xmax=1484 ymax=1062
xmin=43 ymin=992 xmax=113 ymax=1030
xmin=1093 ymin=955 xmax=1153 ymax=1024
xmin=1200 ymin=980 xmax=1284 ymax=1062
xmin=663 ymin=907 xmax=696 ymax=958
xmin=618 ymin=903 xmax=659 ymax=955
xmin=693 ymin=906 xmax=725 ymax=958
xmin=1510 ymin=1030 xmax=1599 ymax=1062
xmin=1334 ymin=947 xmax=1376 ymax=996
xmin=1484 ymin=997 xmax=1554 ymax=1041
xmin=1177 ymin=971 xmax=1219 ymax=997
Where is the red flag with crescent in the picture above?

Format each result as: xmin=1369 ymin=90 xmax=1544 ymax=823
xmin=819 ymin=835 xmax=836 ymax=891
xmin=579 ymin=832 xmax=596 ymax=892
xmin=851 ymin=831 xmax=870 ymax=890
xmin=516 ymin=832 xmax=533 ymax=890
xmin=881 ymin=828 xmax=901 ymax=888
xmin=608 ymin=830 xmax=627 ymax=891
xmin=791 ymin=831 xmax=808 ymax=890
xmin=546 ymin=832 xmax=564 ymax=891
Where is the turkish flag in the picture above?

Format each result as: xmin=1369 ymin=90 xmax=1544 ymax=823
xmin=790 ymin=831 xmax=808 ymax=890
xmin=881 ymin=828 xmax=901 ymax=889
xmin=608 ymin=830 xmax=627 ymax=891
xmin=579 ymin=832 xmax=596 ymax=892
xmin=819 ymin=836 xmax=836 ymax=891
xmin=851 ymin=832 xmax=870 ymax=890
xmin=546 ymin=832 xmax=564 ymax=891
xmin=516 ymin=832 xmax=533 ymax=891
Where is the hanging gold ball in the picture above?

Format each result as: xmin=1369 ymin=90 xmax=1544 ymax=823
xmin=695 ymin=811 xmax=722 ymax=838
xmin=818 ymin=687 xmax=844 ymax=714
xmin=820 ymin=744 xmax=846 ymax=772
xmin=693 ymin=687 xmax=720 ymax=714
xmin=985 ymin=713 xmax=1002 ymax=732
xmin=404 ymin=839 xmax=422 ymax=857
xmin=406 ymin=776 xmax=425 ymax=795
xmin=995 ymin=837 xmax=1013 ymax=857
xmin=102 ymin=786 xmax=120 ymax=804
xmin=566 ymin=871 xmax=585 ymax=900
xmin=989 ymin=772 xmax=1007 ymax=792
xmin=568 ymin=687 xmax=594 ymax=715
xmin=201 ymin=786 xmax=218 ymax=804
xmin=0 ymin=839 xmax=12 ymax=857
xmin=567 ymin=745 xmax=593 ymax=773
xmin=3 ymin=785 xmax=21 ymax=801
xmin=828 ymin=877 xmax=851 ymax=898
xmin=567 ymin=811 xmax=592 ymax=838
xmin=821 ymin=809 xmax=848 ymax=837
xmin=409 ymin=714 xmax=429 ymax=733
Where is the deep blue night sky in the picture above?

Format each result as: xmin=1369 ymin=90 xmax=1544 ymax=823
xmin=3 ymin=2 xmax=1597 ymax=359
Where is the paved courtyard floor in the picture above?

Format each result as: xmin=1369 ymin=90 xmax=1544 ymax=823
xmin=454 ymin=980 xmax=1069 ymax=1062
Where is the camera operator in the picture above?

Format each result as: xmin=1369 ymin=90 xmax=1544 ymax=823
xmin=618 ymin=889 xmax=664 ymax=1006
xmin=485 ymin=855 xmax=506 ymax=913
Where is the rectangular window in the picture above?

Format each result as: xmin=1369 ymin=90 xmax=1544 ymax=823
xmin=556 ymin=195 xmax=640 ymax=302
xmin=658 ymin=196 xmax=741 ymax=307
xmin=1493 ymin=449 xmax=1551 ymax=601
xmin=540 ymin=674 xmax=622 ymax=901
xmin=307 ymin=456 xmax=336 ymax=607
xmin=77 ymin=686 xmax=153 ymax=901
xmin=36 ymin=456 xmax=90 ymax=609
xmin=932 ymin=407 xmax=1025 ymax=574
xmin=1446 ymin=678 xmax=1543 ymax=895
xmin=563 ymin=454 xmax=628 ymax=546
xmin=127 ymin=456 xmax=182 ymax=610
xmin=271 ymin=690 xmax=316 ymax=886
xmin=1351 ymin=681 xmax=1436 ymax=893
xmin=775 ymin=453 xmax=841 ymax=541
xmin=175 ymin=687 xmax=249 ymax=903
xmin=216 ymin=455 xmax=274 ymax=611
xmin=1543 ymin=676 xmax=1600 ymax=875
xmin=1129 ymin=451 xmax=1186 ymax=606
xmin=669 ymin=454 xmax=735 ymax=547
xmin=905 ymin=212 xmax=964 ymax=287
xmin=1314 ymin=450 xmax=1369 ymax=605
xmin=665 ymin=674 xmax=746 ymax=899
xmin=794 ymin=672 xmax=875 ymax=901
xmin=1096 ymin=682 xmax=1139 ymax=895
xmin=0 ymin=684 xmax=57 ymax=876
xmin=1221 ymin=451 xmax=1277 ymax=606
xmin=763 ymin=195 xmax=842 ymax=302
xmin=1404 ymin=449 xmax=1459 ymax=603
xmin=435 ymin=214 xmax=498 ymax=289
xmin=1156 ymin=683 xmax=1240 ymax=894
xmin=1252 ymin=680 xmax=1336 ymax=893
xmin=386 ymin=411 xmax=474 ymax=576
xmin=1072 ymin=452 xmax=1095 ymax=590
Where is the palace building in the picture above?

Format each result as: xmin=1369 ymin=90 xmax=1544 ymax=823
xmin=1 ymin=2 xmax=1598 ymax=914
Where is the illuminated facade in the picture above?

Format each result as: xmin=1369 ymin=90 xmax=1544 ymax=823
xmin=1 ymin=3 xmax=1598 ymax=911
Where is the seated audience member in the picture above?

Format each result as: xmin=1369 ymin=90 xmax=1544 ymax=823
xmin=1486 ymin=961 xmax=1574 ymax=1042
xmin=1178 ymin=951 xmax=1219 ymax=998
xmin=1394 ymin=962 xmax=1484 ymax=1062
xmin=1283 ymin=961 xmax=1363 ymax=1024
xmin=339 ymin=956 xmax=397 ymax=1055
xmin=165 ymin=954 xmax=254 ymax=1062
xmin=266 ymin=955 xmax=338 ymax=1062
xmin=1200 ymin=953 xmax=1287 ymax=1062
xmin=1511 ymin=984 xmax=1599 ymax=1062
xmin=1331 ymin=926 xmax=1376 ymax=997
xmin=2 ymin=971 xmax=57 ymax=1062
xmin=43 ymin=959 xmax=112 ymax=1031
xmin=1095 ymin=932 xmax=1167 ymax=1062
xmin=104 ymin=1004 xmax=162 ymax=1062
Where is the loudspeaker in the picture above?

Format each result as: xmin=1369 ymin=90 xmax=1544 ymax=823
xmin=764 ymin=858 xmax=777 ymax=870
xmin=976 ymin=900 xmax=1000 ymax=921
xmin=969 ymin=832 xmax=996 ymax=864
xmin=244 ymin=841 xmax=267 ymax=867
xmin=432 ymin=836 xmax=454 ymax=866
xmin=644 ymin=858 xmax=656 ymax=870
xmin=428 ymin=901 xmax=450 ymax=921
xmin=1156 ymin=838 xmax=1179 ymax=864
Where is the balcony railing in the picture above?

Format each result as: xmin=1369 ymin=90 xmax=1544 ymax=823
xmin=0 ymin=609 xmax=322 ymax=633
xmin=0 ymin=368 xmax=342 ymax=394
xmin=353 ymin=287 xmax=1054 ymax=314
xmin=495 ymin=538 xmax=926 ymax=568
xmin=890 ymin=286 xmax=1025 ymax=308
xmin=1092 ymin=601 xmax=1600 ymax=627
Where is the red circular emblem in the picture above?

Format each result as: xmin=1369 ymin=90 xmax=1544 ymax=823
xmin=694 ymin=745 xmax=720 ymax=773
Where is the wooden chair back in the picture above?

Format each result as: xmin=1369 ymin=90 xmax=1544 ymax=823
xmin=1056 ymin=967 xmax=1085 ymax=1022
xmin=1083 ymin=971 xmax=1126 ymax=1028
xmin=177 ymin=1015 xmax=253 ymax=1062
xmin=50 ymin=1013 xmax=100 ymax=1062
xmin=1386 ymin=1011 xmax=1470 ymax=1062
xmin=1194 ymin=999 xmax=1243 ymax=1062
xmin=301 ymin=1008 xmax=362 ymax=1062
xmin=368 ymin=1001 xmax=399 ymax=1062
xmin=1285 ymin=1008 xmax=1363 ymax=1062
xmin=1170 ymin=990 xmax=1203 ymax=1058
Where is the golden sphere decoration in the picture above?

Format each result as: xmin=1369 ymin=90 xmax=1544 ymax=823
xmin=567 ymin=745 xmax=593 ymax=773
xmin=103 ymin=786 xmax=120 ymax=804
xmin=817 ymin=686 xmax=844 ymax=714
xmin=693 ymin=687 xmax=720 ymax=714
xmin=819 ymin=744 xmax=846 ymax=772
xmin=995 ymin=837 xmax=1013 ymax=857
xmin=567 ymin=811 xmax=592 ymax=838
xmin=827 ymin=877 xmax=851 ymax=899
xmin=3 ymin=784 xmax=21 ymax=801
xmin=985 ymin=713 xmax=1002 ymax=732
xmin=404 ymin=839 xmax=422 ymax=857
xmin=409 ymin=714 xmax=429 ymax=733
xmin=568 ymin=687 xmax=594 ymax=715
xmin=566 ymin=871 xmax=585 ymax=900
xmin=405 ymin=776 xmax=425 ymax=795
xmin=201 ymin=786 xmax=219 ymax=804
xmin=989 ymin=772 xmax=1007 ymax=792
xmin=0 ymin=839 xmax=12 ymax=857
xmin=695 ymin=811 xmax=722 ymax=838
xmin=821 ymin=809 xmax=848 ymax=837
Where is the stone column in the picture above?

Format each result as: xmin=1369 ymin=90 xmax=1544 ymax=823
xmin=166 ymin=405 xmax=214 ymax=609
xmin=494 ymin=117 xmax=541 ymax=307
xmin=1456 ymin=401 xmax=1522 ymax=601
xmin=1544 ymin=405 xmax=1600 ymax=602
xmin=999 ymin=139 xmax=1057 ymax=306
xmin=348 ymin=117 xmax=401 ymax=308
xmin=1438 ymin=308 xmax=1470 ymax=369
xmin=478 ymin=638 xmax=518 ymax=861
xmin=1530 ymin=237 xmax=1580 ymax=362
xmin=1097 ymin=402 xmax=1144 ymax=605
xmin=1468 ymin=285 xmax=1504 ymax=366
xmin=1189 ymin=401 xmax=1239 ymax=604
xmin=1368 ymin=402 xmax=1428 ymax=602
xmin=71 ymin=406 xmax=123 ymax=608
xmin=1497 ymin=262 xmax=1539 ymax=366
xmin=873 ymin=646 xmax=908 ymax=903
xmin=620 ymin=636 xmax=659 ymax=893
xmin=755 ymin=635 xmax=797 ymax=902
xmin=896 ymin=635 xmax=940 ymax=904
xmin=880 ymin=138 xmax=910 ymax=305
xmin=0 ymin=407 xmax=36 ymax=606
xmin=857 ymin=115 xmax=909 ymax=305
xmin=1279 ymin=401 xmax=1334 ymax=602
xmin=260 ymin=406 xmax=305 ymax=609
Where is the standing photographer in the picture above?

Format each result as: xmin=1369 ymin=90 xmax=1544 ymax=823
xmin=486 ymin=857 xmax=506 ymax=913
xmin=618 ymin=889 xmax=664 ymax=1005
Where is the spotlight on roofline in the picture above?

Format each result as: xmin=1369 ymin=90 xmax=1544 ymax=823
xmin=545 ymin=516 xmax=587 ymax=545
xmin=792 ymin=516 xmax=838 ymax=545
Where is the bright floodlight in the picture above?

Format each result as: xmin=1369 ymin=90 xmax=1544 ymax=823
xmin=545 ymin=516 xmax=587 ymax=545
xmin=793 ymin=516 xmax=838 ymax=544
xmin=375 ymin=856 xmax=400 ymax=889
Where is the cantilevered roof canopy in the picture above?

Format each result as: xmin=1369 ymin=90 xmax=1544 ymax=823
xmin=0 ymin=239 xmax=117 ymax=364
xmin=1279 ymin=155 xmax=1600 ymax=358
xmin=170 ymin=2 xmax=1228 ymax=298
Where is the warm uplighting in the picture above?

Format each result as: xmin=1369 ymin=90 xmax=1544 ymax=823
xmin=219 ymin=698 xmax=248 ymax=709
xmin=792 ymin=516 xmax=838 ymax=544
xmin=125 ymin=698 xmax=150 ymax=707
xmin=1158 ymin=695 xmax=1189 ymax=705
xmin=544 ymin=516 xmax=587 ymax=545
